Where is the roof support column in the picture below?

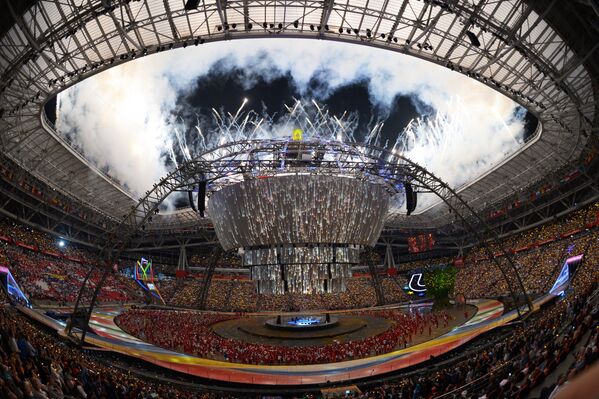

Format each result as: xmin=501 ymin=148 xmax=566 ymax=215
xmin=177 ymin=245 xmax=189 ymax=271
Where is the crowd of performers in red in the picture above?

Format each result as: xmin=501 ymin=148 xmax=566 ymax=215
xmin=116 ymin=308 xmax=455 ymax=365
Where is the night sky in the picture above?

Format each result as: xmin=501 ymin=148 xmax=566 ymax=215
xmin=172 ymin=63 xmax=426 ymax=146
xmin=171 ymin=62 xmax=537 ymax=151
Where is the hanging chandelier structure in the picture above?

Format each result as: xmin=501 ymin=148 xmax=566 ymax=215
xmin=205 ymin=139 xmax=404 ymax=295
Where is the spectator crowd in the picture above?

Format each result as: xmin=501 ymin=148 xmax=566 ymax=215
xmin=0 ymin=218 xmax=143 ymax=305
xmin=0 ymin=290 xmax=228 ymax=399
xmin=0 ymin=201 xmax=597 ymax=398
xmin=0 ymin=243 xmax=142 ymax=305
xmin=160 ymin=276 xmax=409 ymax=312
xmin=346 ymin=268 xmax=598 ymax=399
xmin=2 ymin=202 xmax=597 ymax=314
xmin=0 ymin=253 xmax=595 ymax=398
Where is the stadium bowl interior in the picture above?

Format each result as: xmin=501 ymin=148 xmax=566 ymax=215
xmin=0 ymin=0 xmax=597 ymax=398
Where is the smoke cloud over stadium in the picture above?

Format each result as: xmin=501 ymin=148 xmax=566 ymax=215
xmin=57 ymin=39 xmax=529 ymax=210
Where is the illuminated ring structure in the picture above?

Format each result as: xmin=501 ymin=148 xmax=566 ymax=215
xmin=68 ymin=139 xmax=533 ymax=341
xmin=0 ymin=0 xmax=595 ymax=234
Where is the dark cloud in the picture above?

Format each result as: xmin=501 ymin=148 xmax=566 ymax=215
xmin=170 ymin=68 xmax=450 ymax=151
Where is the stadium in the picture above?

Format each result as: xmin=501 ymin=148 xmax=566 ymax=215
xmin=0 ymin=0 xmax=598 ymax=398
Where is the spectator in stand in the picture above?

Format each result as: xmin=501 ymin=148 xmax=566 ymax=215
xmin=1 ymin=244 xmax=142 ymax=305
xmin=0 ymin=298 xmax=228 ymax=398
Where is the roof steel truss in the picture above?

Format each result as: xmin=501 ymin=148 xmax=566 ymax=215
xmin=0 ymin=0 xmax=595 ymax=232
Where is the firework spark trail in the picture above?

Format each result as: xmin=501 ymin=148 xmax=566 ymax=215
xmin=173 ymin=125 xmax=192 ymax=162
xmin=194 ymin=123 xmax=206 ymax=150
xmin=167 ymin=145 xmax=179 ymax=169
xmin=171 ymin=98 xmax=458 ymax=168
xmin=169 ymin=97 xmax=521 ymax=212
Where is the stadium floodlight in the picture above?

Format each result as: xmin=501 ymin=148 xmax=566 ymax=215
xmin=466 ymin=30 xmax=481 ymax=47
xmin=184 ymin=0 xmax=201 ymax=10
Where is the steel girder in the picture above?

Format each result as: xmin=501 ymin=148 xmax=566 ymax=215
xmin=196 ymin=246 xmax=222 ymax=309
xmin=364 ymin=246 xmax=386 ymax=305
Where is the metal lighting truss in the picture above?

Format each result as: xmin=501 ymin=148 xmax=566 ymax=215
xmin=0 ymin=0 xmax=596 ymax=234
xmin=67 ymin=139 xmax=533 ymax=342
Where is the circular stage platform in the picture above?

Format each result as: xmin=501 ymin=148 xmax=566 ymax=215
xmin=212 ymin=315 xmax=392 ymax=346
xmin=264 ymin=315 xmax=339 ymax=331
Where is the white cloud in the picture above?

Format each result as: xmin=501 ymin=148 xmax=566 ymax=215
xmin=57 ymin=38 xmax=526 ymax=204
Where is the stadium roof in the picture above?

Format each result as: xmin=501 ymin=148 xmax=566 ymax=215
xmin=0 ymin=0 xmax=597 ymax=234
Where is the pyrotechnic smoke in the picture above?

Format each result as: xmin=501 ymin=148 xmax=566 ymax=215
xmin=57 ymin=39 xmax=526 ymax=212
